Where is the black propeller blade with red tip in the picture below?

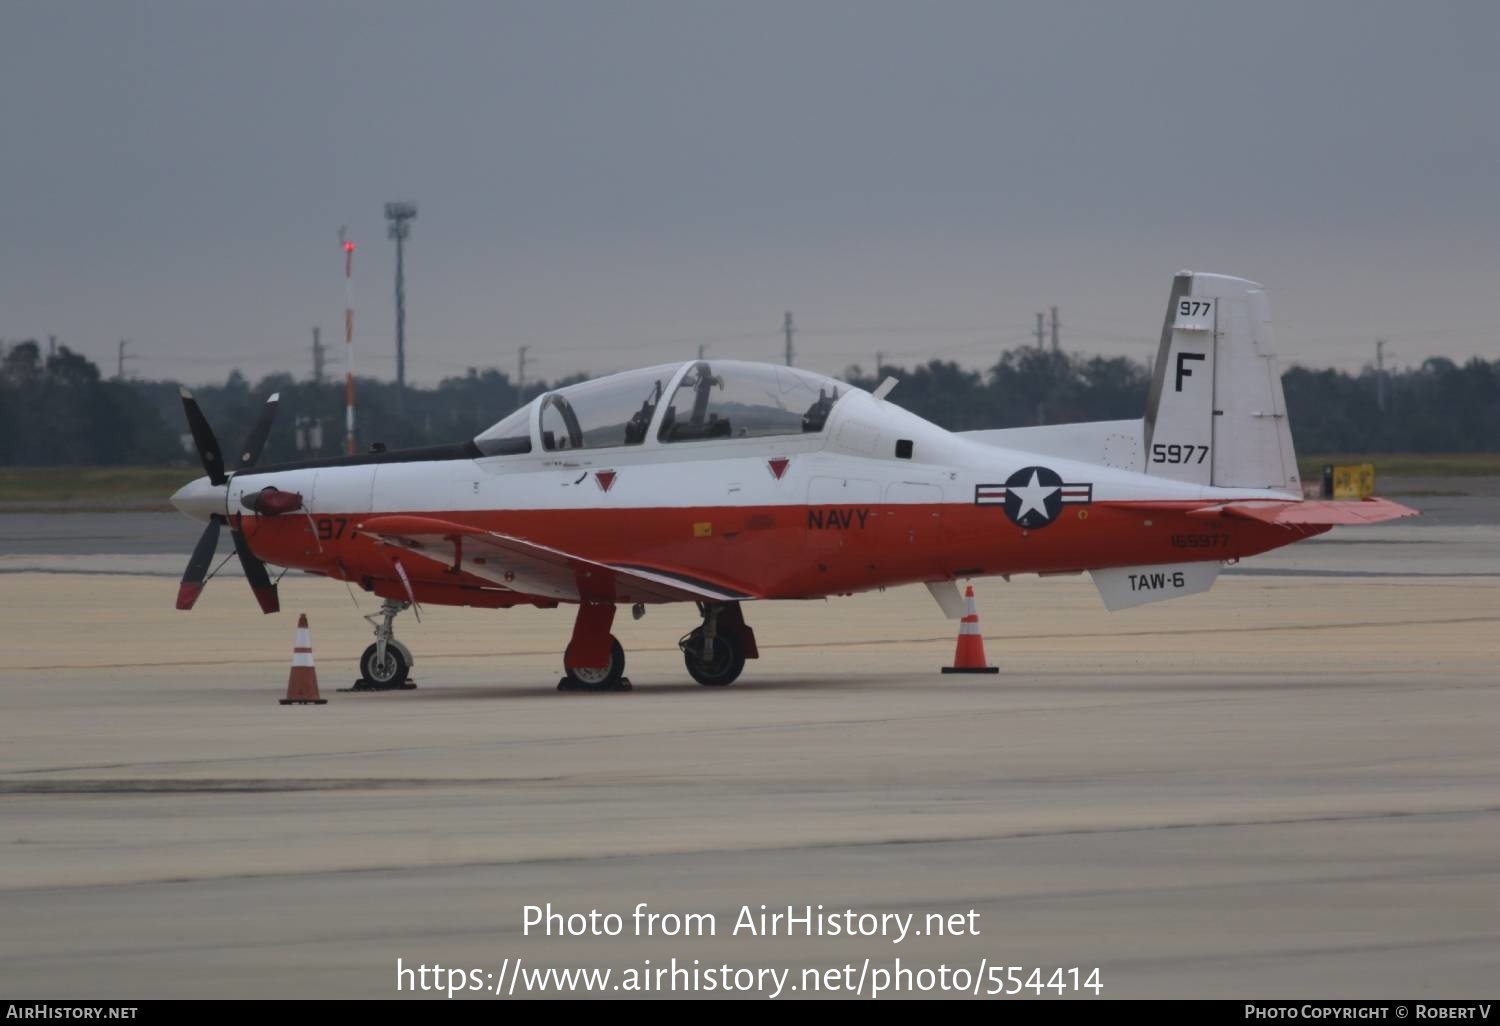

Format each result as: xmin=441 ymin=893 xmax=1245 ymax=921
xmin=236 ymin=392 xmax=280 ymax=469
xmin=230 ymin=517 xmax=281 ymax=614
xmin=176 ymin=390 xmax=282 ymax=614
xmin=180 ymin=387 xmax=226 ymax=485
xmin=175 ymin=513 xmax=223 ymax=610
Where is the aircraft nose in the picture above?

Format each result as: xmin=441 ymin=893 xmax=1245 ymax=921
xmin=170 ymin=476 xmax=225 ymax=523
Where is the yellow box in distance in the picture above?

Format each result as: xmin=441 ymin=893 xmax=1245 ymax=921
xmin=1332 ymin=463 xmax=1375 ymax=499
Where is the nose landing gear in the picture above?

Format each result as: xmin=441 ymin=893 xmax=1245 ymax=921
xmin=348 ymin=598 xmax=418 ymax=691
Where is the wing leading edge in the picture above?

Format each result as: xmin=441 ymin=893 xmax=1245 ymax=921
xmin=356 ymin=514 xmax=756 ymax=605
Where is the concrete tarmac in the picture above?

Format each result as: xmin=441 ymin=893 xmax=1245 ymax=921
xmin=1 ymin=501 xmax=1497 ymax=998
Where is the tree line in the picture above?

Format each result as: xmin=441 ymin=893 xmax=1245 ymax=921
xmin=0 ymin=338 xmax=1494 ymax=467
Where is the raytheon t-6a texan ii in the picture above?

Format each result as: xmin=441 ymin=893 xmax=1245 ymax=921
xmin=170 ymin=272 xmax=1415 ymax=690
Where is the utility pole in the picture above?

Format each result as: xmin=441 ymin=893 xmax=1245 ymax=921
xmin=339 ymin=227 xmax=357 ymax=455
xmin=697 ymin=344 xmax=706 ymax=361
xmin=384 ymin=201 xmax=418 ymax=417
xmin=783 ymin=311 xmax=795 ymax=367
xmin=1375 ymin=339 xmax=1387 ymax=412
xmin=310 ymin=327 xmax=326 ymax=385
xmin=47 ymin=335 xmax=57 ymax=359
xmin=1035 ymin=312 xmax=1045 ymax=351
xmin=1050 ymin=305 xmax=1060 ymax=353
xmin=517 ymin=345 xmax=531 ymax=397
xmin=116 ymin=339 xmax=133 ymax=380
xmin=876 ymin=350 xmax=885 ymax=374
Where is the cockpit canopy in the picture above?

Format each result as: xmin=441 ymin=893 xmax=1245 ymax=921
xmin=473 ymin=360 xmax=846 ymax=457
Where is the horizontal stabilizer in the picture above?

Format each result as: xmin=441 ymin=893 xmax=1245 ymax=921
xmin=1188 ymin=497 xmax=1418 ymax=526
xmin=1091 ymin=562 xmax=1220 ymax=611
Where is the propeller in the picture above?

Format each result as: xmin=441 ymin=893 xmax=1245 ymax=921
xmin=180 ymin=387 xmax=226 ymax=485
xmin=175 ymin=390 xmax=283 ymax=614
xmin=175 ymin=513 xmax=223 ymax=610
xmin=236 ymin=392 xmax=281 ymax=469
xmin=230 ymin=517 xmax=282 ymax=614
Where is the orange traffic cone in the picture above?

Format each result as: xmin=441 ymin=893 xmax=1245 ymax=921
xmin=941 ymin=585 xmax=999 ymax=674
xmin=279 ymin=613 xmax=328 ymax=704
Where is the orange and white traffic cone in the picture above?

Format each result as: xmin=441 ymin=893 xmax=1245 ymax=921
xmin=941 ymin=585 xmax=999 ymax=674
xmin=279 ymin=613 xmax=328 ymax=705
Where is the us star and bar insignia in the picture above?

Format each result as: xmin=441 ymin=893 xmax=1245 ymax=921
xmin=975 ymin=465 xmax=1092 ymax=529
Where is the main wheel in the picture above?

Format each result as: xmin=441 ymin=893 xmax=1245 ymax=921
xmin=360 ymin=642 xmax=410 ymax=687
xmin=563 ymin=636 xmax=626 ymax=688
xmin=682 ymin=628 xmax=745 ymax=687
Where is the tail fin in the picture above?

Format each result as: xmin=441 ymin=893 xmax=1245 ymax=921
xmin=1143 ymin=272 xmax=1300 ymax=493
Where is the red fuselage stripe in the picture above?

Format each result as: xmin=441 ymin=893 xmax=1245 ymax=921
xmin=238 ymin=502 xmax=1324 ymax=605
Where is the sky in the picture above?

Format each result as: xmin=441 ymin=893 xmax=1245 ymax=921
xmin=2 ymin=0 xmax=1496 ymax=386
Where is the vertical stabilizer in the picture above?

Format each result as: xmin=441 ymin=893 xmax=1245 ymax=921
xmin=1143 ymin=272 xmax=1300 ymax=494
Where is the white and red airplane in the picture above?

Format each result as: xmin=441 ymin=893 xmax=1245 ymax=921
xmin=170 ymin=272 xmax=1415 ymax=690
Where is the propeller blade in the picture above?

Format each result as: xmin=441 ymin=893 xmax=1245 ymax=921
xmin=175 ymin=515 xmax=223 ymax=610
xmin=231 ymin=526 xmax=280 ymax=615
xmin=236 ymin=392 xmax=281 ymax=469
xmin=179 ymin=388 xmax=226 ymax=486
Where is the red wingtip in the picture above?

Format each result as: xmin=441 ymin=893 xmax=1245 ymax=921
xmin=176 ymin=582 xmax=204 ymax=610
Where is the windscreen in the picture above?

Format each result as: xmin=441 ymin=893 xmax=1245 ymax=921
xmin=538 ymin=365 xmax=679 ymax=452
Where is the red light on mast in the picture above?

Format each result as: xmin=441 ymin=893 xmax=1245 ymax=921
xmin=343 ymin=240 xmax=356 ymax=253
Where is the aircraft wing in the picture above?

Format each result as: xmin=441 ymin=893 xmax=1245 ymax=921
xmin=1186 ymin=497 xmax=1419 ymax=526
xmin=356 ymin=514 xmax=757 ymax=604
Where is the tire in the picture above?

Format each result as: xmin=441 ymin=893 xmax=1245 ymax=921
xmin=564 ymin=636 xmax=626 ymax=688
xmin=682 ymin=628 xmax=745 ymax=687
xmin=360 ymin=642 xmax=410 ymax=686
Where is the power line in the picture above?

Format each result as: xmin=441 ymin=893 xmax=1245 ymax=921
xmin=1064 ymin=322 xmax=1157 ymax=345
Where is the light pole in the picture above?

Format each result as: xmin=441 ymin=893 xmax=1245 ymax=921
xmin=339 ymin=227 xmax=357 ymax=454
xmin=384 ymin=201 xmax=417 ymax=417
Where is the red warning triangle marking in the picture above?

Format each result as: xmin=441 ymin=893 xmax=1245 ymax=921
xmin=596 ymin=470 xmax=616 ymax=492
xmin=768 ymin=457 xmax=789 ymax=480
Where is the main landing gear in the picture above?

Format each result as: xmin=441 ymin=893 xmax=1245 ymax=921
xmin=560 ymin=636 xmax=628 ymax=691
xmin=557 ymin=600 xmax=757 ymax=691
xmin=679 ymin=601 xmax=753 ymax=687
xmin=349 ymin=598 xmax=417 ymax=691
xmin=559 ymin=602 xmax=631 ymax=692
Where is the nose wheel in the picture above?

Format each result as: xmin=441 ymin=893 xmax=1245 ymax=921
xmin=346 ymin=598 xmax=417 ymax=691
xmin=359 ymin=642 xmax=411 ymax=688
